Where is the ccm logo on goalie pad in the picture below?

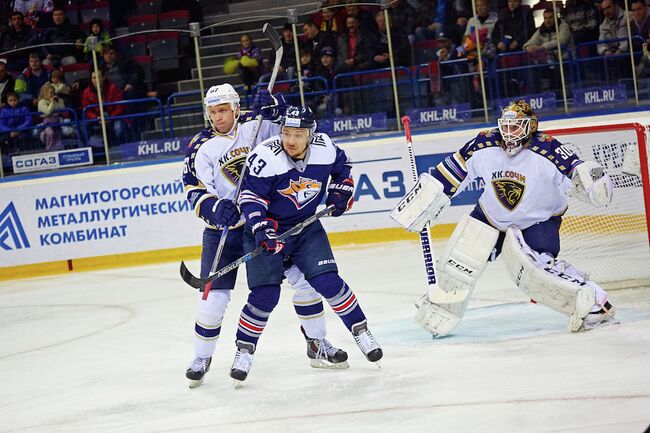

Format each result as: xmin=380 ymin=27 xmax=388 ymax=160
xmin=447 ymin=258 xmax=474 ymax=275
xmin=396 ymin=181 xmax=424 ymax=211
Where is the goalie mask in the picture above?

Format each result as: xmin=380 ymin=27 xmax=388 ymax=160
xmin=497 ymin=100 xmax=538 ymax=157
xmin=203 ymin=84 xmax=241 ymax=135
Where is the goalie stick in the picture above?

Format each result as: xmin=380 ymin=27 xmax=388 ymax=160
xmin=401 ymin=116 xmax=440 ymax=298
xmin=201 ymin=23 xmax=284 ymax=300
xmin=180 ymin=205 xmax=335 ymax=290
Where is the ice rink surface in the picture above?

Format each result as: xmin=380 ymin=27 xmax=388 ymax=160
xmin=2 ymin=240 xmax=650 ymax=433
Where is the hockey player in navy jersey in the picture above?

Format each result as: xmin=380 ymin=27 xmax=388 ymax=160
xmin=229 ymin=106 xmax=383 ymax=383
xmin=391 ymin=100 xmax=617 ymax=337
xmin=182 ymin=86 xmax=348 ymax=388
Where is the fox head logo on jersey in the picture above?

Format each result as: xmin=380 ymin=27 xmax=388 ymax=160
xmin=221 ymin=155 xmax=246 ymax=186
xmin=492 ymin=178 xmax=525 ymax=211
xmin=278 ymin=177 xmax=322 ymax=209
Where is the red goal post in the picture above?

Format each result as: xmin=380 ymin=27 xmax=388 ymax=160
xmin=545 ymin=122 xmax=650 ymax=289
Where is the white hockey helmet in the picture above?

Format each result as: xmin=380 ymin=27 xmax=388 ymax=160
xmin=497 ymin=99 xmax=538 ymax=157
xmin=203 ymin=84 xmax=241 ymax=133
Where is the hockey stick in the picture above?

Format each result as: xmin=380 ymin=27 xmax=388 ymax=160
xmin=401 ymin=116 xmax=440 ymax=299
xmin=201 ymin=23 xmax=284 ymax=299
xmin=181 ymin=205 xmax=335 ymax=290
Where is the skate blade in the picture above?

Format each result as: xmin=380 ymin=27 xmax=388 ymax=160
xmin=309 ymin=359 xmax=350 ymax=369
xmin=188 ymin=378 xmax=204 ymax=389
xmin=373 ymin=360 xmax=382 ymax=369
xmin=233 ymin=379 xmax=244 ymax=389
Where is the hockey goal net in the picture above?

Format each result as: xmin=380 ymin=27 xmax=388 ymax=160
xmin=547 ymin=122 xmax=650 ymax=289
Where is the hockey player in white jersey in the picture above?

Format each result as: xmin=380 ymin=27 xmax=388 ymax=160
xmin=182 ymin=85 xmax=348 ymax=388
xmin=391 ymin=100 xmax=617 ymax=337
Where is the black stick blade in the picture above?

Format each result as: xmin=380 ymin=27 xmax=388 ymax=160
xmin=262 ymin=23 xmax=282 ymax=51
xmin=180 ymin=261 xmax=203 ymax=289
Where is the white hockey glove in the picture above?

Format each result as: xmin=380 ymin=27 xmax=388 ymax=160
xmin=390 ymin=173 xmax=451 ymax=232
xmin=570 ymin=161 xmax=613 ymax=208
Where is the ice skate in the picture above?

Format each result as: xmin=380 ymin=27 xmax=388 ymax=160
xmin=579 ymin=302 xmax=619 ymax=331
xmin=351 ymin=321 xmax=383 ymax=367
xmin=186 ymin=357 xmax=211 ymax=389
xmin=306 ymin=335 xmax=349 ymax=369
xmin=230 ymin=342 xmax=255 ymax=388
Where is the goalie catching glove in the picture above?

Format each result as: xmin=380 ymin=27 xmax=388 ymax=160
xmin=252 ymin=218 xmax=284 ymax=255
xmin=326 ymin=178 xmax=354 ymax=217
xmin=570 ymin=161 xmax=613 ymax=208
xmin=390 ymin=173 xmax=451 ymax=231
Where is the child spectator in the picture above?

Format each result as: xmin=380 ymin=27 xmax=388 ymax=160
xmin=237 ymin=33 xmax=264 ymax=93
xmin=313 ymin=46 xmax=343 ymax=116
xmin=37 ymin=82 xmax=64 ymax=151
xmin=0 ymin=91 xmax=33 ymax=155
xmin=49 ymin=69 xmax=70 ymax=101
xmin=84 ymin=18 xmax=112 ymax=62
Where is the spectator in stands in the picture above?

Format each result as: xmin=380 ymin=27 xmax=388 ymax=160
xmin=37 ymin=82 xmax=64 ymax=151
xmin=523 ymin=8 xmax=574 ymax=59
xmin=41 ymin=7 xmax=84 ymax=67
xmin=1 ymin=11 xmax=39 ymax=71
xmin=345 ymin=0 xmax=379 ymax=36
xmin=464 ymin=0 xmax=498 ymax=41
xmin=492 ymin=0 xmax=536 ymax=54
xmin=100 ymin=46 xmax=145 ymax=100
xmin=0 ymin=91 xmax=32 ymax=154
xmin=374 ymin=10 xmax=411 ymax=67
xmin=259 ymin=24 xmax=297 ymax=84
xmin=0 ymin=3 xmax=12 ymax=36
xmin=15 ymin=52 xmax=49 ymax=108
xmin=236 ymin=33 xmax=264 ymax=93
xmin=435 ymin=33 xmax=468 ymax=104
xmin=336 ymin=15 xmax=378 ymax=73
xmin=312 ymin=46 xmax=343 ymax=117
xmin=82 ymin=70 xmax=128 ymax=144
xmin=631 ymin=0 xmax=650 ymax=48
xmin=13 ymin=0 xmax=53 ymax=29
xmin=414 ymin=0 xmax=446 ymax=41
xmin=0 ymin=61 xmax=16 ymax=110
xmin=297 ymin=48 xmax=314 ymax=81
xmin=302 ymin=20 xmax=337 ymax=64
xmin=313 ymin=1 xmax=347 ymax=37
xmin=523 ymin=8 xmax=574 ymax=93
xmin=447 ymin=0 xmax=472 ymax=45
xmin=318 ymin=6 xmax=343 ymax=37
xmin=635 ymin=30 xmax=650 ymax=78
xmin=83 ymin=18 xmax=112 ymax=62
xmin=598 ymin=0 xmax=629 ymax=56
xmin=49 ymin=69 xmax=70 ymax=105
xmin=387 ymin=0 xmax=417 ymax=43
xmin=561 ymin=0 xmax=599 ymax=48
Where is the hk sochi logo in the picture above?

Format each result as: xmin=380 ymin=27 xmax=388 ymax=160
xmin=0 ymin=202 xmax=30 ymax=250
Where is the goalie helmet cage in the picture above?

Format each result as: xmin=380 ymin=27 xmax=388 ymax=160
xmin=546 ymin=122 xmax=650 ymax=289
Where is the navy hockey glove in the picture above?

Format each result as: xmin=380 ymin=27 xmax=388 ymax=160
xmin=252 ymin=218 xmax=285 ymax=254
xmin=252 ymin=89 xmax=287 ymax=122
xmin=200 ymin=197 xmax=241 ymax=227
xmin=326 ymin=178 xmax=354 ymax=217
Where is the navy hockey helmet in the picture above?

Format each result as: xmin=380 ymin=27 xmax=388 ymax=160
xmin=282 ymin=105 xmax=316 ymax=131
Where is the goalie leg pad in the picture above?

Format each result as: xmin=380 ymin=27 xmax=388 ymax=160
xmin=501 ymin=227 xmax=597 ymax=332
xmin=390 ymin=173 xmax=451 ymax=232
xmin=414 ymin=214 xmax=499 ymax=336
